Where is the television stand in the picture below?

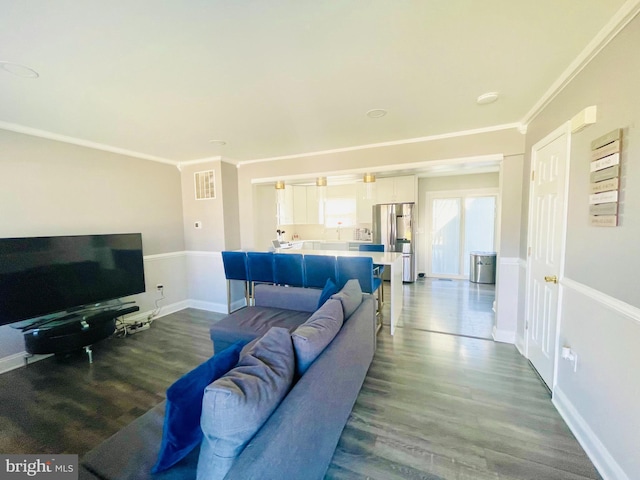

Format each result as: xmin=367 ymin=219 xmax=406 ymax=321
xmin=21 ymin=305 xmax=140 ymax=364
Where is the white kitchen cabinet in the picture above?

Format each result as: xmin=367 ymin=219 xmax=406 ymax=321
xmin=292 ymin=186 xmax=307 ymax=224
xmin=321 ymin=241 xmax=349 ymax=251
xmin=356 ymin=182 xmax=374 ymax=224
xmin=375 ymin=175 xmax=416 ymax=204
xmin=280 ymin=186 xmax=322 ymax=225
xmin=277 ymin=185 xmax=294 ymax=225
xmin=306 ymin=187 xmax=319 ymax=224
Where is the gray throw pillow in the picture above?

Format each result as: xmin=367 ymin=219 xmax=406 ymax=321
xmin=331 ymin=279 xmax=363 ymax=319
xmin=196 ymin=327 xmax=294 ymax=480
xmin=292 ymin=299 xmax=344 ymax=376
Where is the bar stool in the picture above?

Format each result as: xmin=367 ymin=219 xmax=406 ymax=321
xmin=336 ymin=256 xmax=382 ymax=312
xmin=221 ymin=251 xmax=249 ymax=313
xmin=247 ymin=252 xmax=275 ymax=300
xmin=359 ymin=243 xmax=385 ymax=303
xmin=273 ymin=253 xmax=305 ymax=287
xmin=303 ymin=255 xmax=337 ymax=289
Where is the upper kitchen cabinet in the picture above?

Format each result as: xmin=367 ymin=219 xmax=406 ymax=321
xmin=306 ymin=186 xmax=319 ymax=224
xmin=292 ymin=185 xmax=307 ymax=224
xmin=279 ymin=185 xmax=321 ymax=225
xmin=375 ymin=175 xmax=416 ymax=204
xmin=356 ymin=182 xmax=374 ymax=224
xmin=277 ymin=185 xmax=294 ymax=225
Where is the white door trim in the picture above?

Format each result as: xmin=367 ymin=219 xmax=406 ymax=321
xmin=524 ymin=121 xmax=572 ymax=390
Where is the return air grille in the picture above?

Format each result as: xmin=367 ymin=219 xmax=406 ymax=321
xmin=194 ymin=170 xmax=216 ymax=200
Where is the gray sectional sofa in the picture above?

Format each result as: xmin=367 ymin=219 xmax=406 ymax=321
xmin=80 ymin=281 xmax=376 ymax=480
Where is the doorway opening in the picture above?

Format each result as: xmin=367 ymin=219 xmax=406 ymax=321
xmin=427 ymin=190 xmax=498 ymax=279
xmin=420 ymin=188 xmax=498 ymax=339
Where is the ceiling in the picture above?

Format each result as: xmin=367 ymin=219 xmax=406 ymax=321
xmin=0 ymin=1 xmax=631 ymax=164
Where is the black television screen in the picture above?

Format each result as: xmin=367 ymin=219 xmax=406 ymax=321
xmin=0 ymin=233 xmax=145 ymax=326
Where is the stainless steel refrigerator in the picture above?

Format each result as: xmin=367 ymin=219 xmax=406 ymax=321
xmin=372 ymin=202 xmax=416 ymax=282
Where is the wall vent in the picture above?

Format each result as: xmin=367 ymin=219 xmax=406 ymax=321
xmin=194 ymin=170 xmax=216 ymax=200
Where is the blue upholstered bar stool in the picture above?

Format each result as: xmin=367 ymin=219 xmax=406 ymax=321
xmin=221 ymin=251 xmax=249 ymax=313
xmin=303 ymin=254 xmax=337 ymax=289
xmin=247 ymin=252 xmax=275 ymax=301
xmin=359 ymin=243 xmax=385 ymax=303
xmin=336 ymin=256 xmax=382 ymax=312
xmin=273 ymin=253 xmax=305 ymax=287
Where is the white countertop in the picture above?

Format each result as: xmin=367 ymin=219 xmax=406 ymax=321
xmin=275 ymin=248 xmax=401 ymax=265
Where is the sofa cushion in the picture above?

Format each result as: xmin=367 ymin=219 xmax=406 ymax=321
xmin=209 ymin=306 xmax=311 ymax=353
xmin=253 ymin=284 xmax=321 ymax=312
xmin=331 ymin=279 xmax=363 ymax=319
xmin=151 ymin=341 xmax=245 ymax=473
xmin=197 ymin=327 xmax=295 ymax=480
xmin=292 ymin=299 xmax=344 ymax=376
xmin=317 ymin=278 xmax=338 ymax=309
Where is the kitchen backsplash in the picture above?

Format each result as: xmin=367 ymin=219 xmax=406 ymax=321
xmin=279 ymin=223 xmax=372 ymax=242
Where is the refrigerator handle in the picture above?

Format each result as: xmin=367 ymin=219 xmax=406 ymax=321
xmin=389 ymin=208 xmax=395 ymax=250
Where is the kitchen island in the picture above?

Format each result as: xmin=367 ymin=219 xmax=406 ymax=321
xmin=276 ymin=248 xmax=403 ymax=335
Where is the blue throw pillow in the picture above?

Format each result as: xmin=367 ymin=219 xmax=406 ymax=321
xmin=152 ymin=341 xmax=246 ymax=473
xmin=317 ymin=278 xmax=338 ymax=309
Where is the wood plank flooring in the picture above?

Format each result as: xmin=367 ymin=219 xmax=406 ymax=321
xmin=0 ymin=282 xmax=600 ymax=479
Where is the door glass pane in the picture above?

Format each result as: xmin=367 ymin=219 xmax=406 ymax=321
xmin=463 ymin=196 xmax=496 ymax=275
xmin=431 ymin=198 xmax=461 ymax=275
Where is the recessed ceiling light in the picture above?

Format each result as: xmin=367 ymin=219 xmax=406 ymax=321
xmin=0 ymin=62 xmax=39 ymax=78
xmin=208 ymin=140 xmax=226 ymax=146
xmin=366 ymin=109 xmax=387 ymax=118
xmin=476 ymin=92 xmax=499 ymax=105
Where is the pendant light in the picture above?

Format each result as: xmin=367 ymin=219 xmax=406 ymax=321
xmin=275 ymin=181 xmax=286 ymax=224
xmin=316 ymin=177 xmax=327 ymax=223
xmin=363 ymin=173 xmax=376 ymax=200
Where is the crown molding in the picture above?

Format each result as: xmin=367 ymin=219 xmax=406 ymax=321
xmin=0 ymin=121 xmax=178 ymax=165
xmin=520 ymin=0 xmax=640 ymax=128
xmin=238 ymin=123 xmax=522 ymax=166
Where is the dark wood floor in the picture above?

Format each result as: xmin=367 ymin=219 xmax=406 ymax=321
xmin=0 ymin=282 xmax=600 ymax=479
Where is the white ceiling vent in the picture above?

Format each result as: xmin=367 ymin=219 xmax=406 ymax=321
xmin=194 ymin=170 xmax=216 ymax=200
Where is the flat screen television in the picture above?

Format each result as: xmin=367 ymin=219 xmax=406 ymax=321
xmin=0 ymin=233 xmax=145 ymax=327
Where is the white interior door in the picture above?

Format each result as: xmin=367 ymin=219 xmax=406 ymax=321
xmin=526 ymin=124 xmax=570 ymax=389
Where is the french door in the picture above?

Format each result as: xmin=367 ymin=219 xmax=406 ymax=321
xmin=427 ymin=189 xmax=498 ymax=279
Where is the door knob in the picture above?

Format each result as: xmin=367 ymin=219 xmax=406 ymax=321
xmin=544 ymin=275 xmax=558 ymax=284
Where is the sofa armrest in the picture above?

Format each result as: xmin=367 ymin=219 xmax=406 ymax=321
xmin=254 ymin=284 xmax=321 ymax=312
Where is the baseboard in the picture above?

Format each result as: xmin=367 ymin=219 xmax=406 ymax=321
xmin=492 ymin=326 xmax=516 ymax=344
xmin=123 ymin=300 xmax=192 ymax=323
xmin=515 ymin=333 xmax=526 ymax=357
xmin=0 ymin=352 xmax=53 ymax=374
xmin=187 ymin=299 xmax=228 ymax=313
xmin=553 ymin=387 xmax=629 ymax=480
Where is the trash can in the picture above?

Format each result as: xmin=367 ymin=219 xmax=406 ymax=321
xmin=470 ymin=252 xmax=497 ymax=284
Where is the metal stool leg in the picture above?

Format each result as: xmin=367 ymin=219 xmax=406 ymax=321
xmin=84 ymin=346 xmax=93 ymax=364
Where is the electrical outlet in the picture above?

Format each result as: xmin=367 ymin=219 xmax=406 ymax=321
xmin=156 ymin=284 xmax=164 ymax=291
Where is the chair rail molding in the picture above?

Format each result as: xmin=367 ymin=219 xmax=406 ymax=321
xmin=561 ymin=277 xmax=640 ymax=325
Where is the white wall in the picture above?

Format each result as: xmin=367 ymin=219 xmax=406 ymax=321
xmin=520 ymin=15 xmax=640 ymax=480
xmin=0 ymin=130 xmax=188 ymax=368
xmin=180 ymin=160 xmax=242 ymax=310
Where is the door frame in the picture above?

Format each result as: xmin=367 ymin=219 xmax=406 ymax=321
xmin=524 ymin=121 xmax=572 ymax=390
xmin=426 ymin=188 xmax=499 ymax=279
